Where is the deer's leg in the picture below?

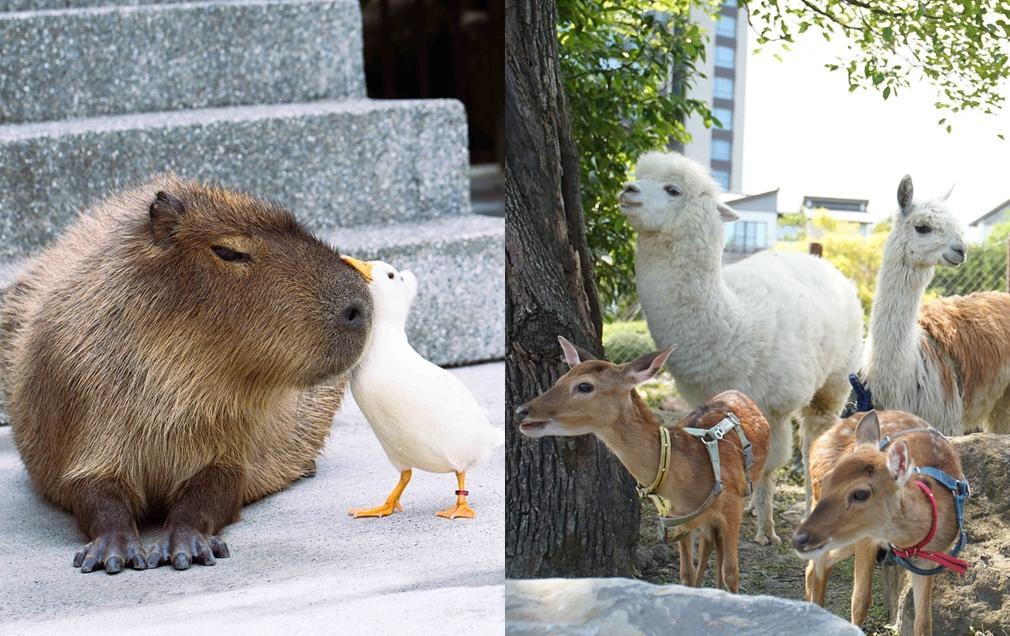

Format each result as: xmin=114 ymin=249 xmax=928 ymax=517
xmin=677 ymin=536 xmax=696 ymax=586
xmin=911 ymin=573 xmax=934 ymax=636
xmin=720 ymin=510 xmax=741 ymax=593
xmin=694 ymin=530 xmax=714 ymax=587
xmin=805 ymin=556 xmax=832 ymax=606
xmin=850 ymin=539 xmax=876 ymax=626
xmin=801 ymin=378 xmax=849 ymax=511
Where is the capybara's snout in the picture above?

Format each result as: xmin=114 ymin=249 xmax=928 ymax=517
xmin=323 ymin=259 xmax=373 ymax=365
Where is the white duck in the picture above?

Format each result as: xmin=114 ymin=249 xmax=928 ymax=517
xmin=341 ymin=257 xmax=502 ymax=519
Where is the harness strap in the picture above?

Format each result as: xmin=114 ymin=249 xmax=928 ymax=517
xmin=638 ymin=413 xmax=755 ymax=532
xmin=877 ymin=432 xmax=971 ymax=576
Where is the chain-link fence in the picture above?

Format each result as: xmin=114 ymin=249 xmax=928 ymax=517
xmin=929 ymin=238 xmax=1008 ymax=297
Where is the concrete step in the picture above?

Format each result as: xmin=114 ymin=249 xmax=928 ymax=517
xmin=0 ymin=0 xmax=365 ymax=124
xmin=330 ymin=215 xmax=504 ymax=366
xmin=0 ymin=98 xmax=470 ymax=261
xmin=2 ymin=0 xmax=182 ymax=10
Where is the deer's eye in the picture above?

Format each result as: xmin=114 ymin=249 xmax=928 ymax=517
xmin=914 ymin=225 xmax=932 ymax=234
xmin=851 ymin=489 xmax=871 ymax=502
xmin=576 ymin=382 xmax=594 ymax=394
xmin=664 ymin=184 xmax=681 ymax=196
xmin=212 ymin=246 xmax=251 ymax=263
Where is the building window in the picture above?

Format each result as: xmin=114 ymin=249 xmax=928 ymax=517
xmin=713 ymin=107 xmax=733 ymax=130
xmin=727 ymin=221 xmax=768 ymax=251
xmin=715 ymin=45 xmax=735 ymax=69
xmin=711 ymin=138 xmax=731 ymax=161
xmin=716 ymin=14 xmax=736 ymax=37
xmin=712 ymin=169 xmax=731 ymax=189
xmin=713 ymin=76 xmax=734 ymax=99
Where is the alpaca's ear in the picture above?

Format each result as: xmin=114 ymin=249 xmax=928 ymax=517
xmin=558 ymin=336 xmax=596 ymax=368
xmin=854 ymin=410 xmax=881 ymax=447
xmin=717 ymin=202 xmax=739 ymax=222
xmin=940 ymin=183 xmax=955 ymax=202
xmin=886 ymin=441 xmax=916 ymax=486
xmin=623 ymin=346 xmax=676 ymax=385
xmin=897 ymin=175 xmax=914 ymax=215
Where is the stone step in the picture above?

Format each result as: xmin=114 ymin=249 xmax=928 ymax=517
xmin=2 ymin=0 xmax=181 ymax=10
xmin=0 ymin=98 xmax=470 ymax=261
xmin=0 ymin=0 xmax=365 ymax=124
xmin=329 ymin=215 xmax=504 ymax=366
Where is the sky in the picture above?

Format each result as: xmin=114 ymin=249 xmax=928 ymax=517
xmin=740 ymin=32 xmax=1010 ymax=230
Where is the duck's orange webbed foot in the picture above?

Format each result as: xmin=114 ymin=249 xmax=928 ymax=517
xmin=349 ymin=469 xmax=411 ymax=519
xmin=435 ymin=471 xmax=476 ymax=520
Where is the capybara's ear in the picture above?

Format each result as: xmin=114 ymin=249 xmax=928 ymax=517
xmin=149 ymin=191 xmax=186 ymax=244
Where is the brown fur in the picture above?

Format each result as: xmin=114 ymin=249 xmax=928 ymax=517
xmin=919 ymin=291 xmax=1010 ymax=419
xmin=799 ymin=410 xmax=965 ymax=635
xmin=519 ymin=349 xmax=769 ymax=593
xmin=1 ymin=175 xmax=371 ymax=570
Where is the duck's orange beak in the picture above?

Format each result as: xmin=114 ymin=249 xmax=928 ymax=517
xmin=341 ymin=256 xmax=373 ymax=282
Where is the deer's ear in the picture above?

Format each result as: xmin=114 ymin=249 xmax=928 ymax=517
xmin=623 ymin=346 xmax=675 ymax=385
xmin=854 ymin=410 xmax=881 ymax=447
xmin=558 ymin=336 xmax=596 ymax=368
xmin=886 ymin=441 xmax=916 ymax=486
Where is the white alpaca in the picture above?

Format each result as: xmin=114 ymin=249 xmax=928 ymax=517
xmin=862 ymin=175 xmax=1010 ymax=435
xmin=619 ymin=152 xmax=863 ymax=545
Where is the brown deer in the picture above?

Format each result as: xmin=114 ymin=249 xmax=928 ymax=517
xmin=515 ymin=336 xmax=770 ymax=592
xmin=793 ymin=410 xmax=970 ymax=636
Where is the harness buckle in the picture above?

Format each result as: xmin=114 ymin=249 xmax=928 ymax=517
xmin=958 ymin=480 xmax=971 ymax=498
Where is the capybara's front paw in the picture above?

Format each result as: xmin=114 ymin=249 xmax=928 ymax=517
xmin=146 ymin=524 xmax=229 ymax=570
xmin=73 ymin=530 xmax=147 ymax=574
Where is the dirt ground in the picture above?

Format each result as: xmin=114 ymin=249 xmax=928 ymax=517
xmin=634 ymin=470 xmax=895 ymax=635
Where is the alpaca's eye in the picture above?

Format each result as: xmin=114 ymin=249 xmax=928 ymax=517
xmin=387 ymin=272 xmax=395 ymax=279
xmin=914 ymin=225 xmax=932 ymax=234
xmin=211 ymin=246 xmax=251 ymax=263
xmin=851 ymin=489 xmax=871 ymax=502
xmin=576 ymin=382 xmax=594 ymax=394
xmin=664 ymin=185 xmax=681 ymax=196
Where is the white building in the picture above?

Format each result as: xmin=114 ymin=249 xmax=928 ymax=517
xmin=722 ymin=189 xmax=780 ymax=260
xmin=969 ymin=197 xmax=1010 ymax=241
xmin=802 ymin=195 xmax=874 ymax=236
xmin=682 ymin=0 xmax=747 ymax=192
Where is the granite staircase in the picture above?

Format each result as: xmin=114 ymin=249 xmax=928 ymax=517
xmin=0 ymin=0 xmax=504 ymax=366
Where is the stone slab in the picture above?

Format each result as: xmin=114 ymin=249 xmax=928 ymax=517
xmin=0 ymin=0 xmax=365 ymax=124
xmin=0 ymin=361 xmax=505 ymax=634
xmin=0 ymin=98 xmax=470 ymax=260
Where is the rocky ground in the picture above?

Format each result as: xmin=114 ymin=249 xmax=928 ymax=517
xmin=635 ymin=473 xmax=894 ymax=635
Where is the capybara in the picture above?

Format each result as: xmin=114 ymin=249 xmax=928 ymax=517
xmin=0 ymin=174 xmax=372 ymax=573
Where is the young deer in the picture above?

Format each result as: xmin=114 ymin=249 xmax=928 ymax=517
xmin=793 ymin=410 xmax=969 ymax=636
xmin=515 ymin=336 xmax=769 ymax=592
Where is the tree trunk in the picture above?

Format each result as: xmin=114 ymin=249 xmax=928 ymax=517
xmin=504 ymin=0 xmax=640 ymax=578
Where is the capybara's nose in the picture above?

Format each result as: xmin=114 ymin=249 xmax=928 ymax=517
xmin=792 ymin=532 xmax=810 ymax=551
xmin=340 ymin=302 xmax=368 ymax=331
xmin=514 ymin=404 xmax=530 ymax=421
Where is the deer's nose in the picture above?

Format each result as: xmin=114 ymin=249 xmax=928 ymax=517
xmin=792 ymin=532 xmax=811 ymax=551
xmin=623 ymin=183 xmax=640 ymax=193
xmin=514 ymin=404 xmax=530 ymax=422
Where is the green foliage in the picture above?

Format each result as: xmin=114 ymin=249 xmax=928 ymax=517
xmin=744 ymin=0 xmax=1010 ymax=122
xmin=602 ymin=320 xmax=657 ymax=363
xmin=557 ymin=0 xmax=716 ymax=318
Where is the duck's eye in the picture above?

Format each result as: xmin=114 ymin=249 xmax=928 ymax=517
xmin=387 ymin=272 xmax=395 ymax=280
xmin=851 ymin=489 xmax=871 ymax=502
xmin=664 ymin=185 xmax=681 ymax=196
xmin=914 ymin=225 xmax=932 ymax=234
xmin=211 ymin=246 xmax=251 ymax=263
xmin=576 ymin=382 xmax=594 ymax=394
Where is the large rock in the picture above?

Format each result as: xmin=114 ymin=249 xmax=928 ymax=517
xmin=888 ymin=433 xmax=1010 ymax=635
xmin=506 ymin=578 xmax=861 ymax=635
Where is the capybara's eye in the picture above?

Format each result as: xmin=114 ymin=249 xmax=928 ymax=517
xmin=850 ymin=489 xmax=871 ymax=502
xmin=211 ymin=245 xmax=251 ymax=263
xmin=387 ymin=272 xmax=395 ymax=280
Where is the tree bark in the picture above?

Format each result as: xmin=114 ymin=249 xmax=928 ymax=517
xmin=505 ymin=0 xmax=640 ymax=578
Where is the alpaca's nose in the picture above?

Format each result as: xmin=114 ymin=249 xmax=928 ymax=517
xmin=623 ymin=183 xmax=640 ymax=193
xmin=952 ymin=245 xmax=966 ymax=258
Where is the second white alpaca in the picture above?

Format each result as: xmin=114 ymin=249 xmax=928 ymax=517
xmin=862 ymin=175 xmax=1010 ymax=435
xmin=620 ymin=151 xmax=863 ymax=545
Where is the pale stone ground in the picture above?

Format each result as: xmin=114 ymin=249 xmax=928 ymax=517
xmin=0 ymin=362 xmax=505 ymax=636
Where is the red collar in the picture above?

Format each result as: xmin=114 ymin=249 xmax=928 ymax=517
xmin=890 ymin=480 xmax=968 ymax=575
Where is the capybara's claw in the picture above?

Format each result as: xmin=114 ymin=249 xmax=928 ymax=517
xmin=73 ymin=530 xmax=146 ymax=574
xmin=147 ymin=524 xmax=227 ymax=570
